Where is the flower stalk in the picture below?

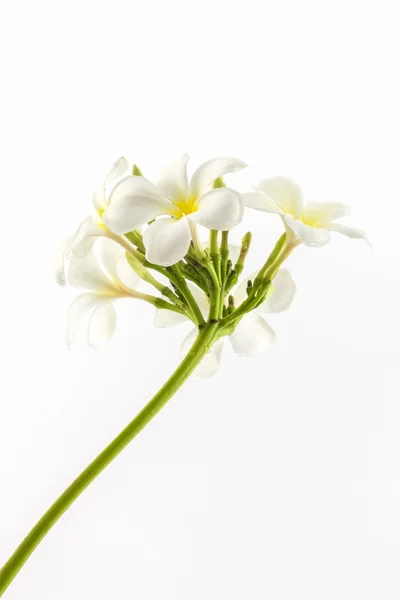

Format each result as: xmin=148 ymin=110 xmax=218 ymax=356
xmin=0 ymin=323 xmax=220 ymax=597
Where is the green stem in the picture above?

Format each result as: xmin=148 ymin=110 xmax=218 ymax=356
xmin=209 ymin=230 xmax=221 ymax=281
xmin=0 ymin=323 xmax=219 ymax=597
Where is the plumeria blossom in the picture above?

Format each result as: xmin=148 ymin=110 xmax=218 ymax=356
xmin=65 ymin=238 xmax=141 ymax=349
xmin=154 ymin=268 xmax=296 ymax=378
xmin=242 ymin=177 xmax=369 ymax=247
xmin=102 ymin=154 xmax=246 ymax=267
xmin=54 ymin=157 xmax=129 ymax=286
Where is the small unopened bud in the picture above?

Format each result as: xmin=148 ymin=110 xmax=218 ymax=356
xmin=132 ymin=164 xmax=143 ymax=176
xmin=212 ymin=176 xmax=226 ymax=189
xmin=246 ymin=280 xmax=253 ymax=296
xmin=228 ymin=294 xmax=235 ymax=308
xmin=239 ymin=232 xmax=252 ymax=260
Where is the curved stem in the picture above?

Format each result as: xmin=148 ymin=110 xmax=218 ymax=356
xmin=0 ymin=323 xmax=219 ymax=597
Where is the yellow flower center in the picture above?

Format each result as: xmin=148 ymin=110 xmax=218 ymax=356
xmin=173 ymin=195 xmax=198 ymax=216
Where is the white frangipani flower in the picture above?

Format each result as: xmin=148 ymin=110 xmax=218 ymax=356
xmin=242 ymin=177 xmax=369 ymax=247
xmin=102 ymin=154 xmax=246 ymax=267
xmin=154 ymin=268 xmax=296 ymax=378
xmin=54 ymin=157 xmax=129 ymax=286
xmin=66 ymin=238 xmax=140 ymax=349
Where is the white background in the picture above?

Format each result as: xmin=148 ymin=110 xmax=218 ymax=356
xmin=1 ymin=0 xmax=399 ymax=598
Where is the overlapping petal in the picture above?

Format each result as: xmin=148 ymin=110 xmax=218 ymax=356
xmin=254 ymin=177 xmax=304 ymax=219
xmin=189 ymin=157 xmax=247 ymax=198
xmin=93 ymin=157 xmax=129 ymax=213
xmin=66 ymin=292 xmax=103 ymax=349
xmin=157 ymin=154 xmax=189 ymax=201
xmin=98 ymin=238 xmax=140 ymax=291
xmin=143 ymin=216 xmax=192 ymax=266
xmin=260 ymin=269 xmax=297 ymax=313
xmin=241 ymin=191 xmax=282 ymax=213
xmin=191 ymin=188 xmax=244 ymax=230
xmin=67 ymin=247 xmax=119 ymax=294
xmin=284 ymin=215 xmax=330 ymax=247
xmin=72 ymin=216 xmax=107 ymax=259
xmin=88 ymin=302 xmax=117 ymax=349
xmin=103 ymin=176 xmax=175 ymax=234
xmin=302 ymin=202 xmax=352 ymax=227
xmin=229 ymin=313 xmax=276 ymax=357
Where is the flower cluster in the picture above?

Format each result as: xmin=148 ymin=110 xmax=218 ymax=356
xmin=56 ymin=154 xmax=368 ymax=376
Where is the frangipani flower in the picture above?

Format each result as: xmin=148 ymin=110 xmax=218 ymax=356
xmin=66 ymin=238 xmax=140 ymax=349
xmin=154 ymin=268 xmax=296 ymax=378
xmin=102 ymin=154 xmax=246 ymax=267
xmin=54 ymin=157 xmax=129 ymax=286
xmin=243 ymin=177 xmax=369 ymax=247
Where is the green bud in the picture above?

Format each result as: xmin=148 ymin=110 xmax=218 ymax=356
xmin=212 ymin=176 xmax=226 ymax=189
xmin=132 ymin=164 xmax=143 ymax=176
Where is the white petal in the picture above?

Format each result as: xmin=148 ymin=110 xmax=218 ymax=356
xmin=53 ymin=236 xmax=72 ymax=286
xmin=104 ymin=176 xmax=174 ymax=234
xmin=190 ymin=188 xmax=244 ymax=230
xmin=302 ymin=202 xmax=352 ymax=227
xmin=254 ymin=177 xmax=304 ymax=219
xmin=143 ymin=217 xmax=191 ymax=266
xmin=189 ymin=157 xmax=247 ymax=197
xmin=68 ymin=247 xmax=118 ymax=294
xmin=98 ymin=237 xmax=139 ymax=290
xmin=186 ymin=281 xmax=209 ymax=318
xmin=227 ymin=244 xmax=241 ymax=266
xmin=93 ymin=157 xmax=129 ymax=213
xmin=105 ymin=157 xmax=129 ymax=187
xmin=72 ymin=216 xmax=106 ymax=258
xmin=181 ymin=328 xmax=224 ymax=378
xmin=233 ymin=270 xmax=258 ymax=305
xmin=325 ymin=222 xmax=371 ymax=245
xmin=284 ymin=215 xmax=330 ymax=247
xmin=66 ymin=292 xmax=100 ymax=349
xmin=241 ymin=191 xmax=282 ymax=213
xmin=260 ymin=269 xmax=297 ymax=313
xmin=229 ymin=313 xmax=276 ymax=357
xmin=88 ymin=302 xmax=117 ymax=349
xmin=154 ymin=309 xmax=189 ymax=328
xmin=157 ymin=154 xmax=189 ymax=201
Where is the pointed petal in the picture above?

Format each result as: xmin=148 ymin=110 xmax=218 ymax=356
xmin=154 ymin=309 xmax=189 ymax=328
xmin=190 ymin=188 xmax=244 ymax=230
xmin=66 ymin=292 xmax=100 ymax=349
xmin=302 ymin=202 xmax=352 ymax=227
xmin=53 ymin=236 xmax=72 ymax=286
xmin=230 ymin=313 xmax=276 ymax=357
xmin=104 ymin=176 xmax=174 ymax=234
xmin=143 ymin=216 xmax=191 ymax=266
xmin=157 ymin=154 xmax=189 ymax=201
xmin=254 ymin=177 xmax=304 ymax=219
xmin=68 ymin=247 xmax=118 ymax=294
xmin=189 ymin=157 xmax=247 ymax=197
xmin=98 ymin=238 xmax=139 ymax=290
xmin=325 ymin=222 xmax=371 ymax=246
xmin=181 ymin=328 xmax=224 ymax=378
xmin=260 ymin=269 xmax=297 ymax=313
xmin=241 ymin=191 xmax=282 ymax=213
xmin=284 ymin=215 xmax=330 ymax=247
xmin=88 ymin=301 xmax=117 ymax=349
xmin=93 ymin=157 xmax=129 ymax=213
xmin=105 ymin=157 xmax=129 ymax=187
xmin=71 ymin=216 xmax=107 ymax=258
